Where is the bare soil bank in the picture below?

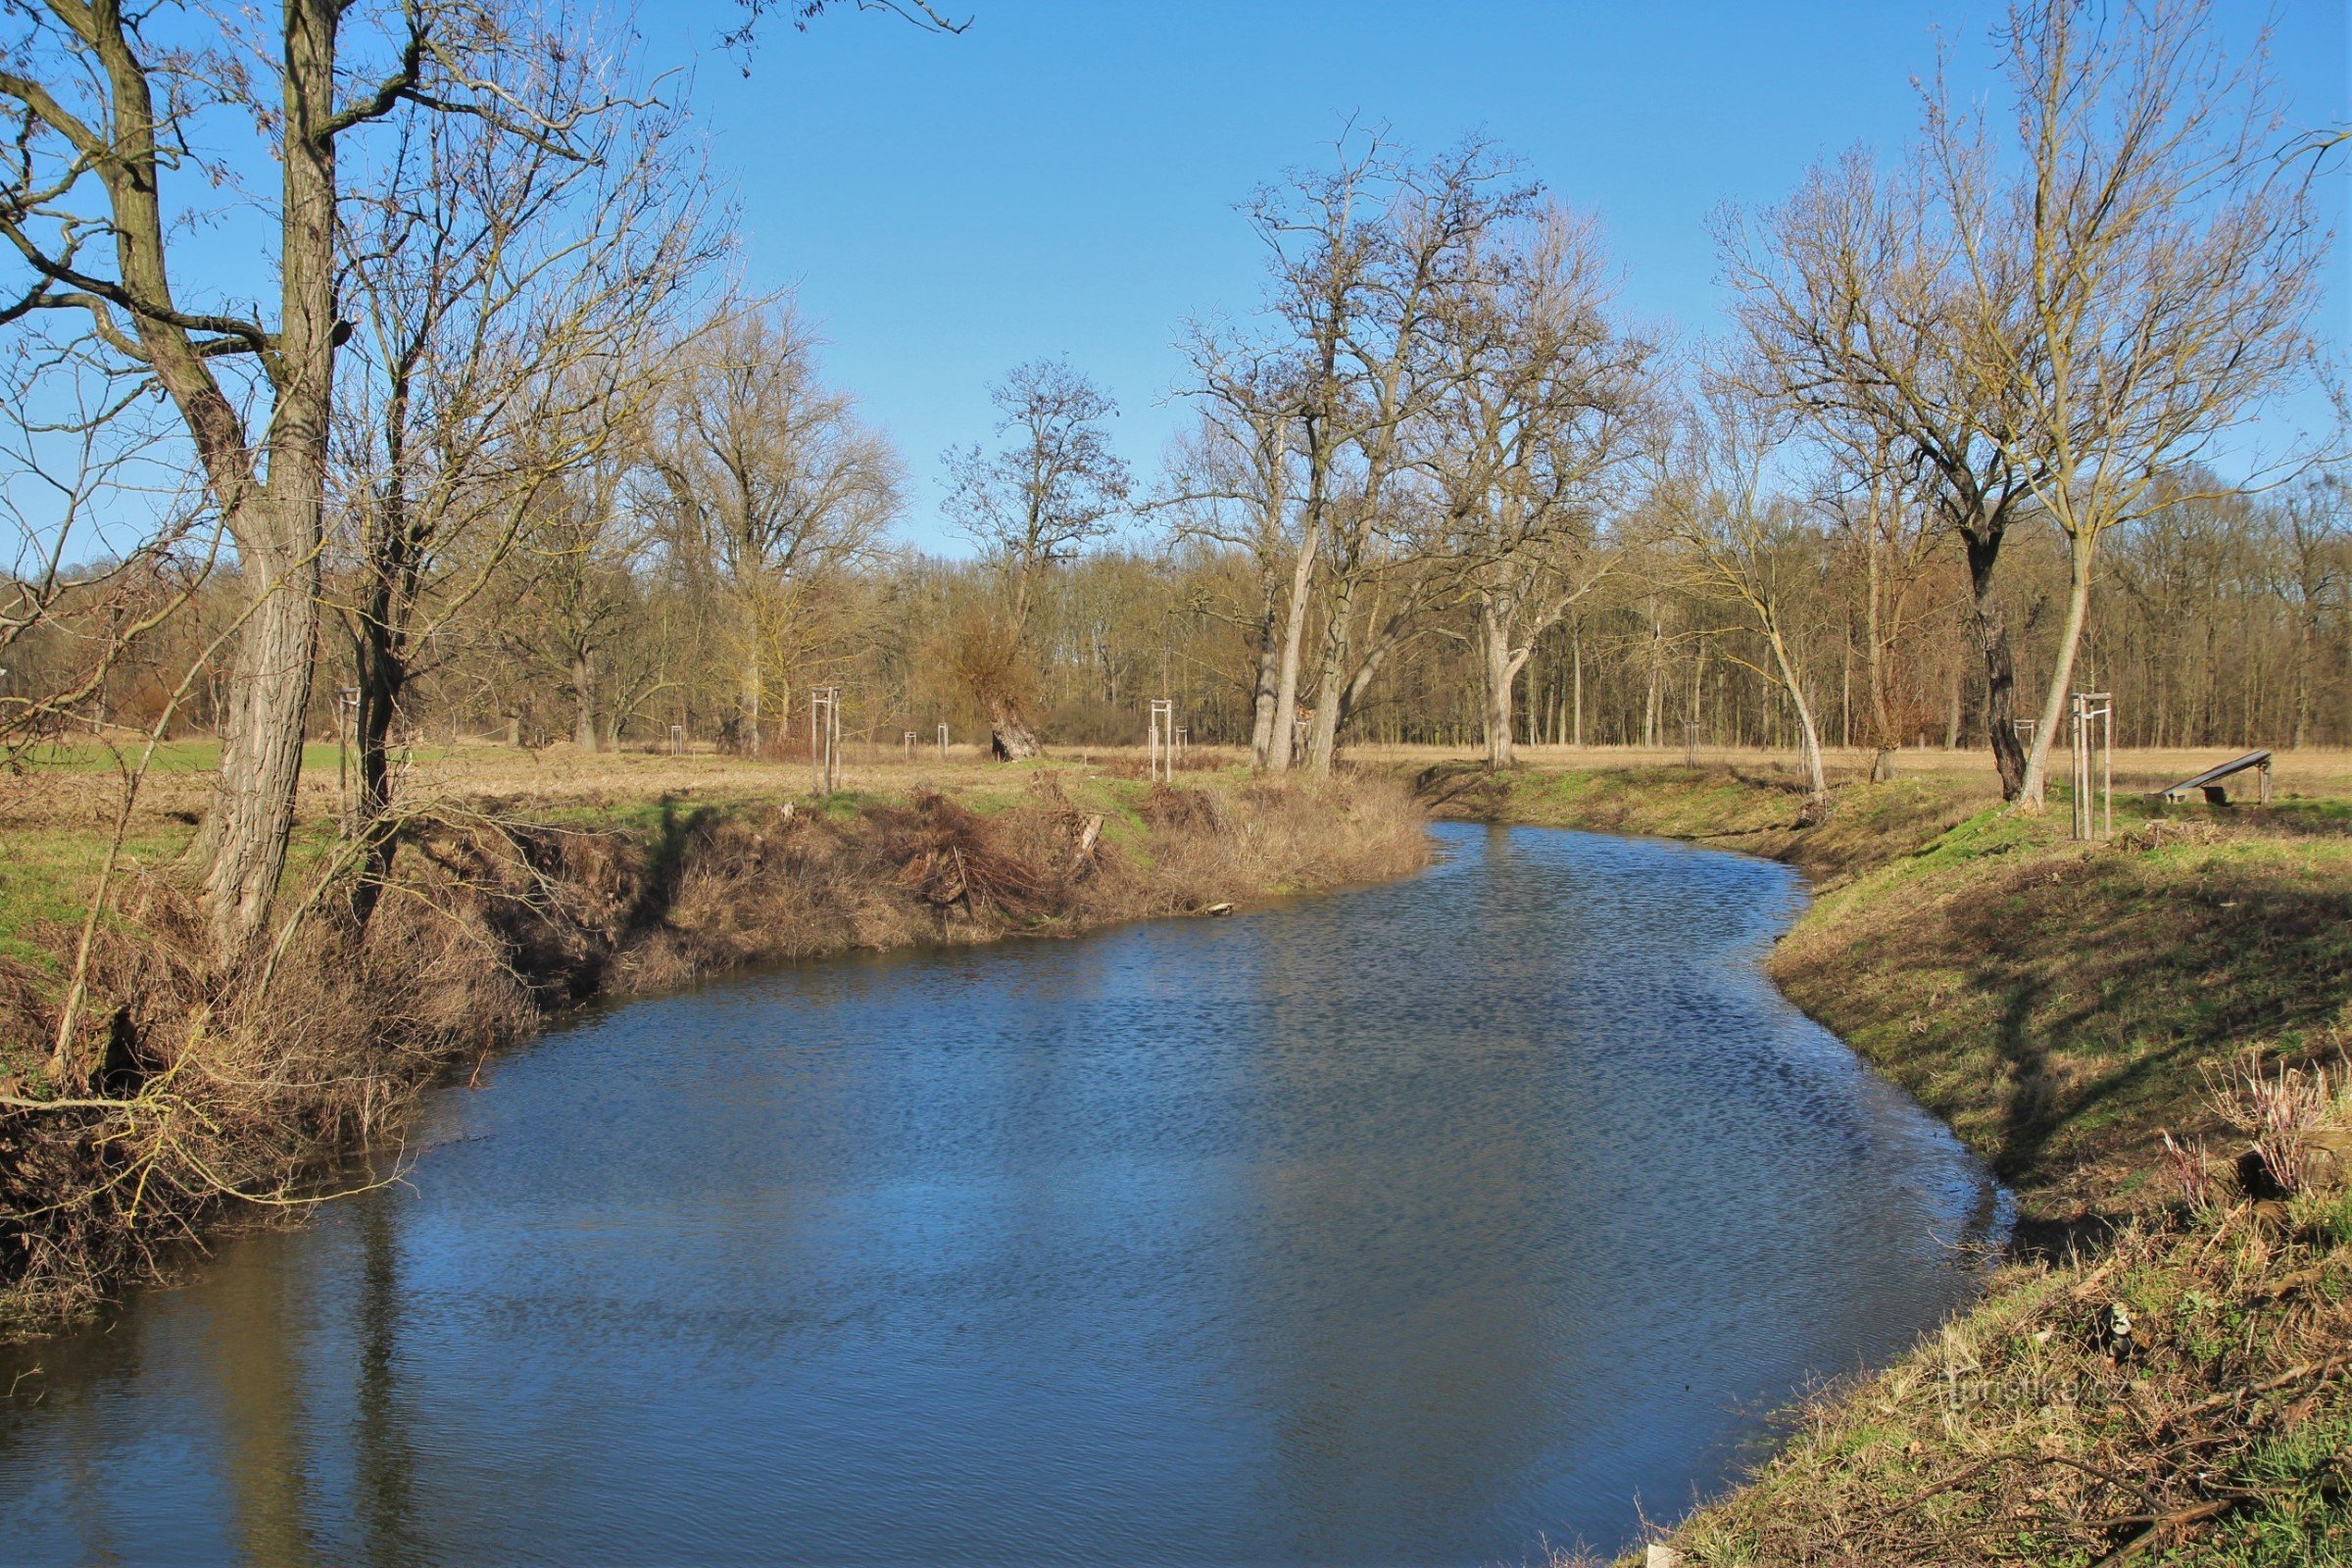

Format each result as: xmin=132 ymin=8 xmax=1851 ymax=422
xmin=1416 ymin=761 xmax=2352 ymax=1566
xmin=0 ymin=766 xmax=1428 ymax=1340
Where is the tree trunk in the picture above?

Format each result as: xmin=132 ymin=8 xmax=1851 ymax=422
xmin=180 ymin=1 xmax=341 ymax=954
xmin=2018 ymin=531 xmax=2098 ymax=810
xmin=1265 ymin=522 xmax=1320 ymax=773
xmin=984 ymin=690 xmax=1042 ymax=760
xmin=1764 ymin=618 xmax=1832 ymax=820
xmin=571 ymin=650 xmax=599 ymax=751
xmin=1480 ymin=596 xmax=1516 ymax=770
xmin=1642 ymin=601 xmax=1662 ymax=749
xmin=1961 ymin=523 xmax=2028 ymax=800
xmin=1571 ymin=621 xmax=1583 ymax=747
xmin=196 ymin=504 xmax=321 ymax=952
xmin=1249 ymin=578 xmax=1282 ymax=768
xmin=741 ymin=635 xmax=761 ymax=756
xmin=347 ymin=616 xmax=406 ymax=930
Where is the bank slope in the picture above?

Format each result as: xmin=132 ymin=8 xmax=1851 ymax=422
xmin=1419 ymin=763 xmax=2352 ymax=1567
xmin=0 ymin=765 xmax=1429 ymax=1340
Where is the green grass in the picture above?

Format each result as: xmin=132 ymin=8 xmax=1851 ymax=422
xmin=11 ymin=739 xmax=374 ymax=775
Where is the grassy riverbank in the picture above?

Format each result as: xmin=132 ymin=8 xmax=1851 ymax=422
xmin=0 ymin=756 xmax=1427 ymax=1339
xmin=1419 ymin=761 xmax=2352 ymax=1565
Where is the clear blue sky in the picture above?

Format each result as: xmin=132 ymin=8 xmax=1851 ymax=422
xmin=638 ymin=0 xmax=2349 ymax=555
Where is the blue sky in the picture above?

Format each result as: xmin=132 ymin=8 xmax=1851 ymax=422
xmin=636 ymin=0 xmax=2350 ymax=554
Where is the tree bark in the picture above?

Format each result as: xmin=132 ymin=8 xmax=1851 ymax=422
xmin=1763 ymin=616 xmax=1832 ymax=819
xmin=984 ymin=690 xmax=1042 ymax=760
xmin=1265 ymin=520 xmax=1320 ymax=773
xmin=184 ymin=0 xmax=340 ymax=953
xmin=1960 ymin=521 xmax=2028 ymax=800
xmin=2018 ymin=531 xmax=2098 ymax=809
xmin=571 ymin=650 xmax=599 ymax=751
xmin=1249 ymin=577 xmax=1281 ymax=768
xmin=199 ymin=526 xmax=320 ymax=946
xmin=1480 ymin=596 xmax=1517 ymax=770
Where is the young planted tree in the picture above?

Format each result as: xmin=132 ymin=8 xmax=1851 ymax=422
xmin=647 ymin=307 xmax=901 ymax=754
xmin=942 ymin=360 xmax=1129 ymax=760
xmin=1949 ymin=0 xmax=2325 ymax=807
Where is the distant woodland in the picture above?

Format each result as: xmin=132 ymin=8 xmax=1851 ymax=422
xmin=1 ymin=0 xmax=2341 ymax=947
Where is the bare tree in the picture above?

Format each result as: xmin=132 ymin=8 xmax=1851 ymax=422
xmin=1295 ymin=141 xmax=1532 ymax=774
xmin=1427 ymin=207 xmax=1651 ymax=768
xmin=1167 ymin=341 xmax=1303 ymax=767
xmin=1720 ymin=145 xmax=2041 ymax=797
xmin=1946 ymin=0 xmax=2326 ymax=807
xmin=645 ymin=306 xmax=901 ymax=755
xmin=330 ymin=34 xmax=719 ymax=920
xmin=942 ymin=359 xmax=1129 ymax=759
xmin=0 ymin=0 xmax=657 ymax=950
xmin=1659 ymin=382 xmax=1835 ymax=816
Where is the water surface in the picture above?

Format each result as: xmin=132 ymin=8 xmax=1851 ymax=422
xmin=0 ymin=824 xmax=2003 ymax=1565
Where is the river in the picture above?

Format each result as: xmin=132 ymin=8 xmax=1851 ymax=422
xmin=0 ymin=823 xmax=2004 ymax=1566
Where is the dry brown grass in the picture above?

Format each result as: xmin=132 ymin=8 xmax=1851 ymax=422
xmin=0 ymin=764 xmax=1427 ymax=1339
xmin=1414 ymin=759 xmax=2352 ymax=1565
xmin=1642 ymin=1068 xmax=2352 ymax=1567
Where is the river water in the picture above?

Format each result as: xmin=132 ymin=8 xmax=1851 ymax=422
xmin=0 ymin=824 xmax=2004 ymax=1566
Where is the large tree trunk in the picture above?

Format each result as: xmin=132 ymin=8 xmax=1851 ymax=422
xmin=198 ymin=524 xmax=320 ymax=949
xmin=185 ymin=0 xmax=340 ymax=954
xmin=571 ymin=650 xmax=599 ymax=751
xmin=1961 ymin=523 xmax=2028 ymax=800
xmin=1265 ymin=522 xmax=1320 ymax=773
xmin=1480 ymin=596 xmax=1516 ymax=770
xmin=983 ymin=690 xmax=1042 ymax=761
xmin=1249 ymin=578 xmax=1282 ymax=768
xmin=1302 ymin=572 xmax=1358 ymax=776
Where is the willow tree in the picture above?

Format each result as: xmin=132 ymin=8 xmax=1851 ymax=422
xmin=942 ymin=360 xmax=1129 ymax=760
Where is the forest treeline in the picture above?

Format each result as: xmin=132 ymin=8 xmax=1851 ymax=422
xmin=1 ymin=0 xmax=2343 ymax=955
